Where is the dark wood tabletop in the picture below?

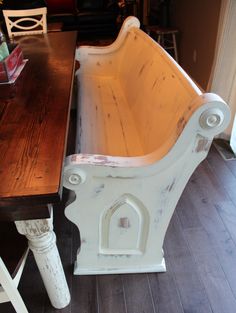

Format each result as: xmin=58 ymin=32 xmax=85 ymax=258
xmin=0 ymin=31 xmax=77 ymax=221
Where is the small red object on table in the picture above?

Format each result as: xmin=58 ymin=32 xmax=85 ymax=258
xmin=0 ymin=44 xmax=23 ymax=82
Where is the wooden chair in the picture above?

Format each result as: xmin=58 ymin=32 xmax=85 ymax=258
xmin=0 ymin=222 xmax=29 ymax=313
xmin=146 ymin=25 xmax=179 ymax=62
xmin=3 ymin=7 xmax=47 ymax=38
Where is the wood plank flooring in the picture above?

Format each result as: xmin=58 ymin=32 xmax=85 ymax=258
xmin=2 ymin=112 xmax=236 ymax=312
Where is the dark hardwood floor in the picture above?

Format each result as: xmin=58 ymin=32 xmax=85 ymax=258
xmin=2 ymin=111 xmax=236 ymax=312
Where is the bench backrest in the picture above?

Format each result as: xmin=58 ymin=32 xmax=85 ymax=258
xmin=118 ymin=27 xmax=202 ymax=155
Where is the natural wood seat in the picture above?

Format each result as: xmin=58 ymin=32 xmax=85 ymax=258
xmin=77 ymin=76 xmax=143 ymax=156
xmin=76 ymin=23 xmax=202 ymax=160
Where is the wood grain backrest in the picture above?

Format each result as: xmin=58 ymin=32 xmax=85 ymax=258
xmin=118 ymin=27 xmax=202 ymax=155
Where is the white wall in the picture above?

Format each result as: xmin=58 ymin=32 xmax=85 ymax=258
xmin=209 ymin=0 xmax=236 ymax=146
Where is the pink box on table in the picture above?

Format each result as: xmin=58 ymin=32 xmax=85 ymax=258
xmin=0 ymin=44 xmax=24 ymax=83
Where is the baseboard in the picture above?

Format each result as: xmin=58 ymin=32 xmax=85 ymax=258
xmin=213 ymin=139 xmax=236 ymax=161
xmin=73 ymin=258 xmax=166 ymax=275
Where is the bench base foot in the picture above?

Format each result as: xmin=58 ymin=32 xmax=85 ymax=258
xmin=73 ymin=258 xmax=166 ymax=275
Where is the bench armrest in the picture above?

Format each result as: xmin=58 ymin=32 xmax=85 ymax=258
xmin=64 ymin=93 xmax=230 ymax=190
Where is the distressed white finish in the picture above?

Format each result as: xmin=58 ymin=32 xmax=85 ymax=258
xmin=15 ymin=207 xmax=70 ymax=309
xmin=3 ymin=8 xmax=47 ymax=38
xmin=0 ymin=250 xmax=29 ymax=312
xmin=64 ymin=17 xmax=230 ymax=275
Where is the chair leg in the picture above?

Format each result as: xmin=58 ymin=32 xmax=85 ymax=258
xmin=0 ymin=259 xmax=28 ymax=313
xmin=172 ymin=33 xmax=178 ymax=63
xmin=157 ymin=34 xmax=162 ymax=44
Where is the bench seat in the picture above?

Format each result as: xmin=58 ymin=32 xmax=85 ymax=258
xmin=77 ymin=75 xmax=143 ymax=156
xmin=64 ymin=17 xmax=230 ymax=275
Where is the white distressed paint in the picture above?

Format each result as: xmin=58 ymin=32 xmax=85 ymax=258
xmin=3 ymin=7 xmax=47 ymax=38
xmin=0 ymin=251 xmax=29 ymax=312
xmin=15 ymin=207 xmax=70 ymax=309
xmin=64 ymin=17 xmax=230 ymax=275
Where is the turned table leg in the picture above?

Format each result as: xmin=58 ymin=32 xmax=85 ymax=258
xmin=15 ymin=207 xmax=70 ymax=309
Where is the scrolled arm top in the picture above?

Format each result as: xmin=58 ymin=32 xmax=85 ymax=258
xmin=194 ymin=93 xmax=230 ymax=137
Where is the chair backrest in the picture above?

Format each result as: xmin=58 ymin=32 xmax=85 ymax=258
xmin=0 ymin=222 xmax=29 ymax=313
xmin=3 ymin=7 xmax=47 ymax=38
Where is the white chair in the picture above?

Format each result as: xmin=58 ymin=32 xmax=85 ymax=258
xmin=0 ymin=223 xmax=29 ymax=313
xmin=3 ymin=7 xmax=47 ymax=38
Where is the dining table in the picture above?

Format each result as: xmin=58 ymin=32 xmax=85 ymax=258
xmin=0 ymin=30 xmax=77 ymax=309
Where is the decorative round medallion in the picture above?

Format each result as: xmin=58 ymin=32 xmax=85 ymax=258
xmin=64 ymin=168 xmax=86 ymax=189
xmin=68 ymin=173 xmax=82 ymax=185
xmin=199 ymin=108 xmax=224 ymax=130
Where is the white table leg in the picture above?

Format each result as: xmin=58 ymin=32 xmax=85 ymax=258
xmin=15 ymin=206 xmax=70 ymax=309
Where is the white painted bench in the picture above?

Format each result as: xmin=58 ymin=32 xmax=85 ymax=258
xmin=63 ymin=17 xmax=230 ymax=275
